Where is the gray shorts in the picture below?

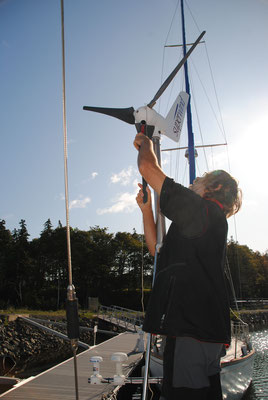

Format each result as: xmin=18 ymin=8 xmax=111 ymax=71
xmin=163 ymin=336 xmax=224 ymax=389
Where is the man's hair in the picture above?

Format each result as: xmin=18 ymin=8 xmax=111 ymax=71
xmin=203 ymin=170 xmax=242 ymax=218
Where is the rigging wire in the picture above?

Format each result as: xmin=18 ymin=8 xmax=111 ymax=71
xmin=195 ymin=159 xmax=202 ymax=177
xmin=185 ymin=0 xmax=230 ymax=152
xmin=188 ymin=71 xmax=209 ymax=170
xmin=60 ymin=1 xmax=79 ymax=399
xmin=184 ymin=0 xmax=201 ymax=33
xmin=204 ymin=44 xmax=228 ymax=142
xmin=182 ymin=159 xmax=188 ymax=186
xmin=185 ymin=0 xmax=242 ymax=304
xmin=169 ymin=149 xmax=172 ymax=177
xmin=225 ymin=258 xmax=240 ymax=313
xmin=175 ymin=146 xmax=180 ymax=182
xmin=60 ymin=0 xmax=73 ymax=287
xmin=189 ymin=58 xmax=226 ymax=140
xmin=158 ymin=0 xmax=180 ymax=114
xmin=211 ymin=146 xmax=215 ymax=170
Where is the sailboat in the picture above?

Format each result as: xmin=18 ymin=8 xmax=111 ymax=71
xmin=149 ymin=324 xmax=254 ymax=400
xmin=83 ymin=1 xmax=255 ymax=399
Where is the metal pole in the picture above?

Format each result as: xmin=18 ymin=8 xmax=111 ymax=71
xmin=181 ymin=0 xmax=196 ymax=184
xmin=141 ymin=135 xmax=165 ymax=400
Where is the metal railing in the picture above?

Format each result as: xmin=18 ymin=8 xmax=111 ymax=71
xmin=231 ymin=298 xmax=268 ymax=310
xmin=98 ymin=305 xmax=144 ymax=332
xmin=19 ymin=316 xmax=90 ymax=349
xmin=231 ymin=320 xmax=252 ymax=359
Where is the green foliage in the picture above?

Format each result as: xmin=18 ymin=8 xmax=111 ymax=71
xmin=0 ymin=218 xmax=267 ymax=311
xmin=0 ymin=220 xmax=153 ymax=310
xmin=227 ymin=237 xmax=268 ymax=300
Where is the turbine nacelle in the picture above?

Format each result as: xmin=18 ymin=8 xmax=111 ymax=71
xmin=134 ymin=91 xmax=189 ymax=142
xmin=134 ymin=106 xmax=167 ymax=138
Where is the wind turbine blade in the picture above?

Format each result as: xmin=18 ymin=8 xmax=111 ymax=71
xmin=83 ymin=106 xmax=135 ymax=125
xmin=147 ymin=30 xmax=206 ymax=108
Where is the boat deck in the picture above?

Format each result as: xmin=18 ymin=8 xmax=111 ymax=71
xmin=0 ymin=331 xmax=144 ymax=399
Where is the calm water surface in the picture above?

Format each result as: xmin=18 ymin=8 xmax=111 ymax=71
xmin=244 ymin=329 xmax=268 ymax=400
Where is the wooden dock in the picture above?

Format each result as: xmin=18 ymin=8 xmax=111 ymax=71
xmin=0 ymin=331 xmax=145 ymax=400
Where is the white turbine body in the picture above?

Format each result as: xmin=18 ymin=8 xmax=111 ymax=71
xmin=134 ymin=91 xmax=189 ymax=142
xmin=134 ymin=106 xmax=167 ymax=138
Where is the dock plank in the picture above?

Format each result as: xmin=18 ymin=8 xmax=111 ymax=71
xmin=0 ymin=332 xmax=144 ymax=399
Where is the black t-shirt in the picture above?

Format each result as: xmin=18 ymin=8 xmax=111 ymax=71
xmin=142 ymin=177 xmax=231 ymax=344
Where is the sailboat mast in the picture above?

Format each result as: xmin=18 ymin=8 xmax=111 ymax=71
xmin=180 ymin=0 xmax=196 ymax=184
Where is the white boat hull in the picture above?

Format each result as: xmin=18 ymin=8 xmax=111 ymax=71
xmin=221 ymin=351 xmax=255 ymax=400
xmin=149 ymin=345 xmax=255 ymax=400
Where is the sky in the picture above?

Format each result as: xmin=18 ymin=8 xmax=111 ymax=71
xmin=1 ymin=0 xmax=268 ymax=254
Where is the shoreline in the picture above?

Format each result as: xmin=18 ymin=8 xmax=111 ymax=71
xmin=0 ymin=309 xmax=267 ymax=386
xmin=0 ymin=312 xmax=119 ymax=380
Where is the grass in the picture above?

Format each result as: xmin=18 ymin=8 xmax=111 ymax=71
xmin=0 ymin=308 xmax=96 ymax=320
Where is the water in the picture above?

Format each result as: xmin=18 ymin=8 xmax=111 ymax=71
xmin=244 ymin=329 xmax=268 ymax=400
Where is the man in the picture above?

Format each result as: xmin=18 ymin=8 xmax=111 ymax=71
xmin=134 ymin=132 xmax=242 ymax=400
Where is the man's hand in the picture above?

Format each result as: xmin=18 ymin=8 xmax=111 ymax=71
xmin=134 ymin=131 xmax=166 ymax=196
xmin=136 ymin=183 xmax=156 ymax=256
xmin=133 ymin=132 xmax=150 ymax=151
xmin=136 ymin=183 xmax=152 ymax=210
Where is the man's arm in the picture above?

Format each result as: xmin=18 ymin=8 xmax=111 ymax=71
xmin=136 ymin=184 xmax=157 ymax=256
xmin=133 ymin=132 xmax=166 ymax=196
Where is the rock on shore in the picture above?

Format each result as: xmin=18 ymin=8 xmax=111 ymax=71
xmin=238 ymin=310 xmax=268 ymax=329
xmin=0 ymin=315 xmax=94 ymax=378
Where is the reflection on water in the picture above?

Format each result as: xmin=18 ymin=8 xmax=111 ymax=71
xmin=244 ymin=329 xmax=268 ymax=400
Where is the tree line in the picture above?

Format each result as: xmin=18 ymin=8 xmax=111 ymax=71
xmin=0 ymin=219 xmax=267 ymax=310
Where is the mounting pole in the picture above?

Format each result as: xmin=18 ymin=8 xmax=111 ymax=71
xmin=141 ymin=135 xmax=165 ymax=400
